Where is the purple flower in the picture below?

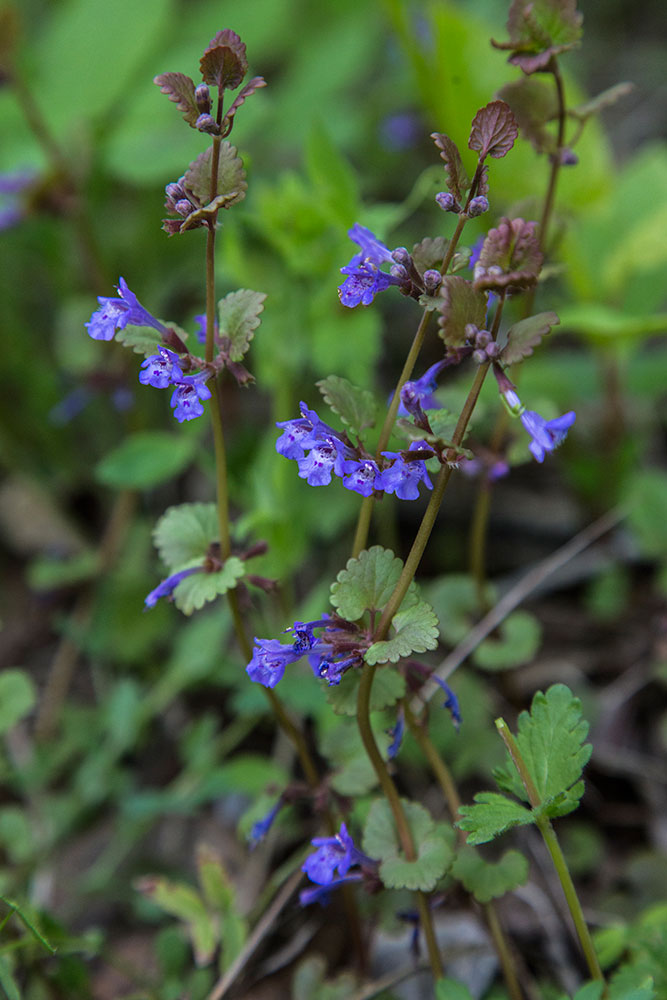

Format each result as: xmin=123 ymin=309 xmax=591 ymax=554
xmin=432 ymin=676 xmax=461 ymax=731
xmin=139 ymin=347 xmax=183 ymax=388
xmin=398 ymin=360 xmax=446 ymax=418
xmin=380 ymin=112 xmax=421 ymax=151
xmin=520 ymin=409 xmax=576 ymax=462
xmin=284 ymin=619 xmax=329 ymax=653
xmin=314 ymin=654 xmax=359 ymax=686
xmin=248 ymin=798 xmax=284 ymax=847
xmin=299 ymin=874 xmax=363 ymax=908
xmin=86 ymin=278 xmax=166 ymax=342
xmin=145 ymin=566 xmax=203 ymax=608
xmin=387 ymin=709 xmax=405 ymax=759
xmin=303 ymin=823 xmax=368 ymax=885
xmin=341 ymin=458 xmax=381 ymax=497
xmin=170 ymin=376 xmax=212 ymax=422
xmin=194 ymin=313 xmax=219 ymax=345
xmin=297 ymin=439 xmax=348 ymax=486
xmin=0 ymin=169 xmax=36 ymax=231
xmin=246 ymin=638 xmax=303 ymax=688
xmin=468 ymin=235 xmax=485 ymax=270
xmin=338 ymin=224 xmax=404 ymax=308
xmin=377 ymin=443 xmax=434 ymax=500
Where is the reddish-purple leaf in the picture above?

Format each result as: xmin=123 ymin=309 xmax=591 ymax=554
xmin=153 ymin=72 xmax=199 ymax=127
xmin=492 ymin=0 xmax=583 ymax=75
xmin=437 ymin=276 xmax=488 ymax=348
xmin=412 ymin=236 xmax=450 ymax=274
xmin=200 ymin=29 xmax=247 ymax=90
xmin=184 ymin=143 xmax=246 ymax=207
xmin=500 ymin=311 xmax=559 ymax=364
xmin=469 ymin=101 xmax=519 ymax=160
xmin=221 ymin=76 xmax=267 ymax=136
xmin=431 ymin=133 xmax=470 ymax=201
xmin=497 ymin=79 xmax=557 ymax=154
xmin=473 ymin=218 xmax=543 ymax=292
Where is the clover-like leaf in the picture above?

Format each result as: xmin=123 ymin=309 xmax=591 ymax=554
xmin=451 ymin=845 xmax=529 ymax=902
xmin=474 ymin=217 xmax=543 ymax=292
xmin=316 ymin=375 xmax=377 ymax=438
xmin=330 ymin=546 xmax=404 ymax=621
xmin=431 ymin=133 xmax=470 ymax=201
xmin=497 ymin=78 xmax=558 ymax=154
xmin=153 ymin=503 xmax=219 ymax=569
xmin=199 ymin=29 xmax=247 ymax=90
xmin=412 ymin=236 xmax=451 ymax=274
xmin=468 ymin=101 xmax=518 ymax=160
xmin=437 ymin=275 xmax=488 ymax=347
xmin=184 ymin=142 xmax=247 ymax=210
xmin=153 ymin=72 xmax=199 ymax=127
xmin=457 ymin=792 xmax=534 ymax=846
xmin=326 ymin=667 xmax=406 ymax=716
xmin=135 ymin=875 xmax=216 ymax=966
xmin=217 ymin=289 xmax=266 ymax=362
xmin=173 ymin=556 xmax=245 ymax=615
xmin=363 ymin=800 xmax=454 ymax=891
xmin=500 ymin=311 xmax=559 ymax=365
xmin=493 ymin=684 xmax=592 ymax=813
xmin=473 ymin=610 xmax=542 ymax=671
xmin=365 ymin=599 xmax=439 ymax=665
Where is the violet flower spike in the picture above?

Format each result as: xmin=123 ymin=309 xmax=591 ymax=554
xmin=398 ymin=360 xmax=447 ymax=418
xmin=139 ymin=347 xmax=183 ymax=389
xmin=86 ymin=278 xmax=166 ymax=342
xmin=338 ymin=223 xmax=404 ymax=308
xmin=170 ymin=376 xmax=212 ymax=422
xmin=302 ymin=823 xmax=370 ymax=885
xmin=520 ymin=409 xmax=576 ymax=463
xmin=377 ymin=443 xmax=435 ymax=500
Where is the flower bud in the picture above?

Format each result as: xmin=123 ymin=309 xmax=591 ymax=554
xmin=195 ymin=83 xmax=211 ymax=114
xmin=165 ymin=182 xmax=185 ymax=202
xmin=423 ymin=269 xmax=442 ymax=293
xmin=196 ymin=113 xmax=221 ymax=135
xmin=464 ymin=323 xmax=479 ymax=341
xmin=472 ymin=349 xmax=487 ymax=364
xmin=390 ymin=263 xmax=408 ymax=280
xmin=391 ymin=247 xmax=411 ymax=267
xmin=560 ymin=148 xmax=578 ymax=166
xmin=485 ymin=341 xmax=500 ymax=358
xmin=468 ymin=195 xmax=489 ymax=217
xmin=175 ymin=199 xmax=193 ymax=217
xmin=436 ymin=191 xmax=457 ymax=212
xmin=475 ymin=329 xmax=491 ymax=348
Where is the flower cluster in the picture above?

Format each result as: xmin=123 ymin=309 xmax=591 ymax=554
xmin=276 ymin=402 xmax=434 ymax=500
xmin=300 ymin=823 xmax=376 ymax=907
xmin=338 ymin=224 xmax=408 ymax=308
xmin=246 ymin=618 xmax=363 ymax=689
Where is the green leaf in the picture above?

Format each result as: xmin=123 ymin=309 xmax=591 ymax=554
xmin=217 ymin=289 xmax=266 ymax=362
xmin=626 ymin=470 xmax=667 ymax=559
xmin=437 ymin=275 xmax=487 ymax=347
xmin=0 ymin=955 xmax=21 ymax=1000
xmin=365 ymin=599 xmax=439 ymax=664
xmin=0 ymin=670 xmax=36 ymax=734
xmin=173 ymin=557 xmax=245 ymax=615
xmin=136 ymin=876 xmax=216 ymax=966
xmin=184 ymin=142 xmax=247 ymax=209
xmin=196 ymin=844 xmax=234 ymax=912
xmin=363 ymin=800 xmax=454 ymax=891
xmin=472 ymin=610 xmax=542 ymax=671
xmin=436 ymin=978 xmax=475 ymax=1000
xmin=493 ymin=684 xmax=592 ymax=815
xmin=570 ymin=984 xmax=605 ymax=1000
xmin=412 ymin=236 xmax=452 ymax=274
xmin=28 ymin=549 xmax=99 ymax=590
xmin=451 ymin=845 xmax=529 ymax=902
xmin=153 ymin=503 xmax=219 ymax=569
xmin=326 ymin=667 xmax=405 ymax=716
xmin=497 ymin=78 xmax=558 ymax=154
xmin=500 ymin=311 xmax=559 ymax=365
xmin=96 ymin=432 xmax=197 ymax=490
xmin=115 ymin=321 xmax=164 ymax=355
xmin=316 ymin=375 xmax=377 ymax=437
xmin=457 ymin=792 xmax=534 ymax=845
xmin=330 ymin=546 xmax=403 ymax=621
xmin=558 ymin=304 xmax=667 ymax=345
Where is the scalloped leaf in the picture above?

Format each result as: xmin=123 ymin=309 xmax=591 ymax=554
xmin=153 ymin=72 xmax=199 ymax=127
xmin=173 ymin=556 xmax=245 ymax=615
xmin=431 ymin=133 xmax=469 ymax=201
xmin=473 ymin=610 xmax=542 ymax=671
xmin=365 ymin=600 xmax=439 ymax=665
xmin=493 ymin=684 xmax=592 ymax=814
xmin=497 ymin=78 xmax=558 ymax=154
xmin=468 ymin=101 xmax=518 ymax=160
xmin=326 ymin=665 xmax=405 ymax=716
xmin=363 ymin=800 xmax=454 ymax=891
xmin=451 ymin=845 xmax=529 ymax=902
xmin=437 ymin=275 xmax=487 ymax=347
xmin=474 ymin=217 xmax=542 ymax=292
xmin=494 ymin=0 xmax=584 ymax=71
xmin=412 ymin=236 xmax=451 ymax=274
xmin=115 ymin=319 xmax=187 ymax=357
xmin=153 ymin=503 xmax=219 ymax=569
xmin=330 ymin=546 xmax=403 ymax=621
xmin=95 ymin=432 xmax=196 ymax=490
xmin=457 ymin=792 xmax=534 ymax=846
xmin=501 ymin=311 xmax=559 ymax=365
xmin=217 ymin=289 xmax=266 ymax=362
xmin=184 ymin=142 xmax=246 ymax=209
xmin=222 ymin=76 xmax=267 ymax=134
xmin=199 ymin=29 xmax=247 ymax=90
xmin=316 ymin=375 xmax=377 ymax=437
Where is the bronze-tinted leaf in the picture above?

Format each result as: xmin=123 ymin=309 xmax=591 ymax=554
xmin=431 ymin=133 xmax=469 ymax=201
xmin=492 ymin=0 xmax=583 ymax=75
xmin=497 ymin=78 xmax=558 ymax=154
xmin=153 ymin=72 xmax=199 ymax=127
xmin=569 ymin=82 xmax=634 ymax=121
xmin=500 ymin=311 xmax=559 ymax=364
xmin=473 ymin=218 xmax=543 ymax=292
xmin=412 ymin=236 xmax=450 ymax=274
xmin=469 ymin=101 xmax=518 ymax=160
xmin=200 ymin=29 xmax=247 ymax=90
xmin=221 ymin=76 xmax=267 ymax=136
xmin=437 ymin=276 xmax=487 ymax=348
xmin=183 ymin=142 xmax=246 ymax=207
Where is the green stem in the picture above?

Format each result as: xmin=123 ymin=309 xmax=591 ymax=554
xmin=357 ymin=664 xmax=443 ymax=978
xmin=469 ymin=482 xmax=492 ymax=612
xmin=496 ymin=720 xmax=605 ymax=986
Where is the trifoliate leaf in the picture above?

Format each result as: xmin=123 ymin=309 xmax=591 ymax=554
xmin=316 ymin=375 xmax=377 ymax=438
xmin=95 ymin=432 xmax=197 ymax=490
xmin=457 ymin=792 xmax=534 ymax=845
xmin=365 ymin=599 xmax=439 ymax=665
xmin=330 ymin=546 xmax=403 ymax=621
xmin=363 ymin=800 xmax=454 ymax=891
xmin=437 ymin=275 xmax=487 ymax=348
xmin=326 ymin=667 xmax=405 ymax=716
xmin=431 ymin=133 xmax=469 ymax=202
xmin=451 ymin=845 xmax=529 ymax=902
xmin=153 ymin=503 xmax=219 ymax=569
xmin=200 ymin=29 xmax=247 ymax=90
xmin=412 ymin=236 xmax=451 ymax=274
xmin=500 ymin=311 xmax=560 ymax=365
xmin=472 ymin=610 xmax=542 ymax=671
xmin=474 ymin=218 xmax=543 ymax=292
xmin=497 ymin=78 xmax=558 ymax=154
xmin=493 ymin=684 xmax=592 ymax=814
xmin=217 ymin=289 xmax=266 ymax=362
xmin=153 ymin=72 xmax=199 ymax=127
xmin=135 ymin=876 xmax=215 ymax=966
xmin=184 ymin=142 xmax=246 ymax=210
xmin=173 ymin=557 xmax=245 ymax=615
xmin=0 ymin=670 xmax=36 ymax=735
xmin=468 ymin=101 xmax=518 ymax=160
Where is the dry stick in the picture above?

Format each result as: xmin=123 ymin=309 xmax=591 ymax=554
xmin=415 ymin=507 xmax=625 ymax=713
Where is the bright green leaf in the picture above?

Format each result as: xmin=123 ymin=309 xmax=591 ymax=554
xmin=363 ymin=800 xmax=454 ymax=891
xmin=436 ymin=978 xmax=475 ymax=1000
xmin=153 ymin=503 xmax=219 ymax=569
xmin=457 ymin=792 xmax=534 ymax=845
xmin=184 ymin=142 xmax=246 ymax=209
xmin=0 ymin=670 xmax=36 ymax=735
xmin=96 ymin=432 xmax=196 ymax=490
xmin=0 ymin=955 xmax=21 ymax=1000
xmin=451 ymin=845 xmax=529 ymax=902
xmin=316 ymin=375 xmax=377 ymax=437
xmin=115 ymin=322 xmax=163 ymax=355
xmin=558 ymin=304 xmax=667 ymax=345
xmin=196 ymin=844 xmax=234 ymax=912
xmin=472 ymin=610 xmax=542 ymax=671
xmin=217 ymin=289 xmax=266 ymax=362
xmin=173 ymin=557 xmax=245 ymax=615
xmin=326 ymin=667 xmax=405 ymax=716
xmin=330 ymin=546 xmax=404 ymax=621
xmin=365 ymin=599 xmax=439 ymax=664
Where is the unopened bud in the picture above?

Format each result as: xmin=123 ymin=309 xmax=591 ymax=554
xmin=485 ymin=341 xmax=500 ymax=358
xmin=165 ymin=182 xmax=185 ymax=202
xmin=195 ymin=83 xmax=211 ymax=114
xmin=468 ymin=195 xmax=489 ymax=217
xmin=464 ymin=323 xmax=479 ymax=341
xmin=472 ymin=349 xmax=487 ymax=364
xmin=392 ymin=247 xmax=411 ymax=267
xmin=475 ymin=329 xmax=491 ymax=348
xmin=436 ymin=191 xmax=457 ymax=212
xmin=175 ymin=199 xmax=193 ymax=217
xmin=423 ymin=269 xmax=442 ymax=293
xmin=196 ymin=113 xmax=221 ymax=135
xmin=390 ymin=263 xmax=408 ymax=280
xmin=560 ymin=148 xmax=578 ymax=166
